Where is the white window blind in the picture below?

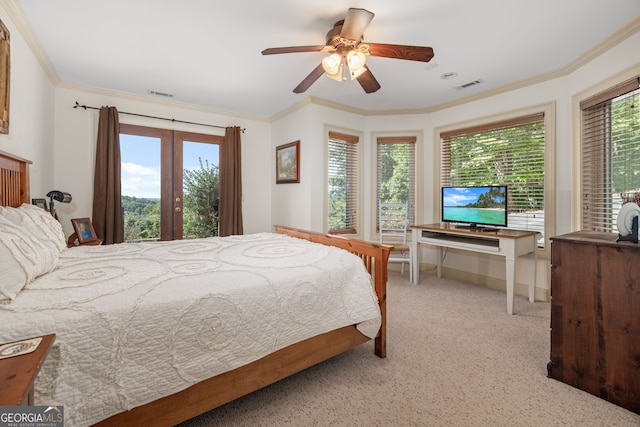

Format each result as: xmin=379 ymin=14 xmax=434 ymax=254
xmin=581 ymin=77 xmax=640 ymax=233
xmin=328 ymin=131 xmax=359 ymax=234
xmin=376 ymin=136 xmax=416 ymax=230
xmin=440 ymin=113 xmax=546 ymax=245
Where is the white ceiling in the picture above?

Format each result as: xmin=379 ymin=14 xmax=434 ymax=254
xmin=13 ymin=0 xmax=640 ymax=118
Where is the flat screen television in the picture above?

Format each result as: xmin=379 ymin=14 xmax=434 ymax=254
xmin=441 ymin=185 xmax=508 ymax=230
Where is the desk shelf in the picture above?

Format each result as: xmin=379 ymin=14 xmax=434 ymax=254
xmin=421 ymin=231 xmax=500 ymax=251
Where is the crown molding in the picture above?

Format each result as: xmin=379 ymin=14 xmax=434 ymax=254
xmin=298 ymin=15 xmax=640 ymax=117
xmin=1 ymin=0 xmax=60 ymax=85
xmin=58 ymin=82 xmax=270 ymax=123
xmin=564 ymin=14 xmax=640 ymax=73
xmin=4 ymin=0 xmax=639 ymax=120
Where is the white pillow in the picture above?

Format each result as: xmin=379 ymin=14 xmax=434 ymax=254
xmin=0 ymin=215 xmax=59 ymax=303
xmin=1 ymin=204 xmax=67 ymax=253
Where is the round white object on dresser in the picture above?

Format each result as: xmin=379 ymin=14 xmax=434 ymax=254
xmin=616 ymin=202 xmax=640 ymax=236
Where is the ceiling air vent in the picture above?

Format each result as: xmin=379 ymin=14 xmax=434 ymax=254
xmin=148 ymin=90 xmax=175 ymax=98
xmin=457 ymin=79 xmax=482 ymax=90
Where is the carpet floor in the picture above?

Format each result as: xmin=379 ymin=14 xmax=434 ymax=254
xmin=179 ymin=271 xmax=640 ymax=426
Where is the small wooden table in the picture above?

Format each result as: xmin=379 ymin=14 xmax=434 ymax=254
xmin=67 ymin=231 xmax=103 ymax=248
xmin=0 ymin=334 xmax=56 ymax=405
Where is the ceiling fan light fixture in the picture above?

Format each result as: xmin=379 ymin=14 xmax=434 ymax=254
xmin=346 ymin=50 xmax=366 ymax=79
xmin=322 ymin=53 xmax=342 ymax=75
xmin=326 ymin=65 xmax=345 ymax=81
xmin=261 ymin=8 xmax=432 ymax=94
xmin=325 ymin=62 xmax=344 ymax=82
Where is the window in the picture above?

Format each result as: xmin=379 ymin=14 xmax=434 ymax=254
xmin=581 ymin=76 xmax=640 ymax=233
xmin=376 ymin=136 xmax=416 ymax=229
xmin=120 ymin=124 xmax=222 ymax=241
xmin=440 ymin=113 xmax=546 ymax=247
xmin=327 ymin=131 xmax=360 ymax=234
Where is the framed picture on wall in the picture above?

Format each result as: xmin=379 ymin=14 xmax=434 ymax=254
xmin=71 ymin=217 xmax=98 ymax=244
xmin=0 ymin=19 xmax=10 ymax=134
xmin=276 ymin=140 xmax=300 ymax=184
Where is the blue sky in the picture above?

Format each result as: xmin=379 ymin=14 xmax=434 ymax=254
xmin=120 ymin=134 xmax=219 ymax=199
xmin=443 ymin=186 xmax=492 ymax=207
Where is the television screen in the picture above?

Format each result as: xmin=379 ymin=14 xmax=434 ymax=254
xmin=441 ymin=185 xmax=508 ymax=229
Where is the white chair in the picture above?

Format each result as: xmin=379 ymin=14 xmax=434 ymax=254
xmin=379 ymin=202 xmax=413 ymax=282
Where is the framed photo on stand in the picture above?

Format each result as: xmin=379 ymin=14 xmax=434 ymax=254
xmin=71 ymin=217 xmax=98 ymax=244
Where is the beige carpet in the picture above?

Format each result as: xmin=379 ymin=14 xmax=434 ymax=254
xmin=178 ymin=271 xmax=640 ymax=427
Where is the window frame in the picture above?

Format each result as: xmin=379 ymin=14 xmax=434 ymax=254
xmin=371 ymin=132 xmax=421 ymax=240
xmin=324 ymin=127 xmax=363 ymax=237
xmin=119 ymin=123 xmax=223 ymax=241
xmin=434 ymin=103 xmax=555 ymax=255
xmin=577 ymin=75 xmax=640 ymax=233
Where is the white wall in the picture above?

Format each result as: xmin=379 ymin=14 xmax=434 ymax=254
xmin=270 ymin=30 xmax=640 ymax=297
xmin=5 ymin=0 xmax=640 ymax=298
xmin=270 ymin=102 xmax=366 ymax=233
xmin=0 ymin=4 xmax=55 ymax=198
xmin=51 ymin=86 xmax=273 ymax=237
xmin=4 ymin=0 xmax=274 ymax=238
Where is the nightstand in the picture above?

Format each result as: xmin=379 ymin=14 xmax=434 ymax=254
xmin=0 ymin=334 xmax=56 ymax=405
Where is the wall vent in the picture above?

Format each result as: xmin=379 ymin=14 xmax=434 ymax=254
xmin=457 ymin=79 xmax=482 ymax=90
xmin=148 ymin=90 xmax=175 ymax=98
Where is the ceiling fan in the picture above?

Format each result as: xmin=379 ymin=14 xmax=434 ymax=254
xmin=261 ymin=8 xmax=435 ymax=94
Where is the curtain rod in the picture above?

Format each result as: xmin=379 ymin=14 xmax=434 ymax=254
xmin=73 ymin=102 xmax=245 ymax=133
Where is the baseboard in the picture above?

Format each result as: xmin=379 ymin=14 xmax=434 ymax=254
xmin=417 ymin=263 xmax=550 ymax=302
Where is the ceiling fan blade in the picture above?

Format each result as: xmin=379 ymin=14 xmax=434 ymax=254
xmin=366 ymin=43 xmax=434 ymax=62
xmin=356 ymin=67 xmax=381 ymax=94
xmin=340 ymin=8 xmax=374 ymax=41
xmin=262 ymin=45 xmax=326 ymax=55
xmin=293 ymin=63 xmax=326 ymax=93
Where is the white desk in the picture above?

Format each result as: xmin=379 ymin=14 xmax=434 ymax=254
xmin=410 ymin=223 xmax=538 ymax=315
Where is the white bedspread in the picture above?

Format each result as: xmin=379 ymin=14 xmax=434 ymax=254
xmin=0 ymin=233 xmax=381 ymax=426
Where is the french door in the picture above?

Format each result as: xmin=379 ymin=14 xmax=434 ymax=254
xmin=120 ymin=124 xmax=223 ymax=241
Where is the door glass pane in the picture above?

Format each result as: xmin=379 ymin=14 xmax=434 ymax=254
xmin=120 ymin=134 xmax=161 ymax=241
xmin=182 ymin=141 xmax=220 ymax=239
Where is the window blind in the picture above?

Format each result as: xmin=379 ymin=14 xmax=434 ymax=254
xmin=581 ymin=77 xmax=640 ymax=233
xmin=440 ymin=113 xmax=545 ymax=245
xmin=328 ymin=131 xmax=359 ymax=234
xmin=376 ymin=136 xmax=416 ymax=230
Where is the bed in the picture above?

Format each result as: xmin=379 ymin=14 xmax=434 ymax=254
xmin=0 ymin=150 xmax=390 ymax=427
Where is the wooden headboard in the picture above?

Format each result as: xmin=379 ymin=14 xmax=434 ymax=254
xmin=0 ymin=149 xmax=32 ymax=207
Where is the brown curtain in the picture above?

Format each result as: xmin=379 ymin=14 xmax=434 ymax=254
xmin=219 ymin=126 xmax=243 ymax=236
xmin=92 ymin=106 xmax=124 ymax=244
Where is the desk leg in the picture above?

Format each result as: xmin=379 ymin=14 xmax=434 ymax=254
xmin=436 ymin=247 xmax=443 ymax=278
xmin=506 ymin=257 xmax=515 ymax=315
xmin=411 ymin=240 xmax=419 ymax=284
xmin=528 ymin=250 xmax=537 ymax=303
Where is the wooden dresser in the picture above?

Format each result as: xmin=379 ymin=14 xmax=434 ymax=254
xmin=549 ymin=231 xmax=640 ymax=414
